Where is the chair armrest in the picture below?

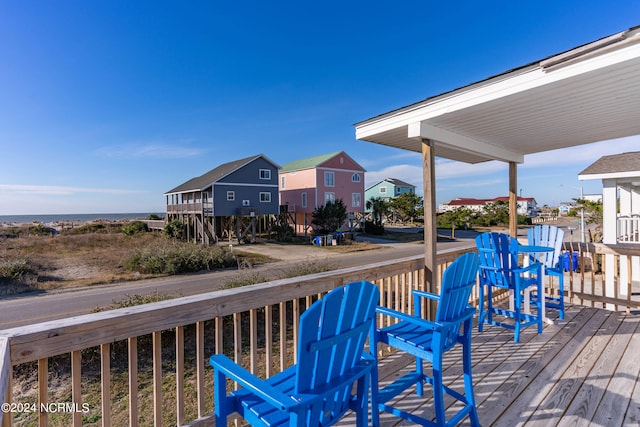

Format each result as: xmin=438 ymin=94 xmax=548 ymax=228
xmin=512 ymin=261 xmax=542 ymax=275
xmin=375 ymin=306 xmax=438 ymax=331
xmin=210 ymin=354 xmax=296 ymax=411
xmin=478 ymin=264 xmax=502 ymax=273
xmin=411 ymin=289 xmax=440 ymax=302
xmin=376 ymin=306 xmax=476 ymax=331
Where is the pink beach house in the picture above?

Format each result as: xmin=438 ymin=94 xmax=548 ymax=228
xmin=279 ymin=151 xmax=366 ymax=235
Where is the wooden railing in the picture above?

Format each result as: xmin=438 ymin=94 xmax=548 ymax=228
xmin=1 ymin=241 xmax=639 ymax=426
xmin=562 ymin=241 xmax=640 ymax=312
xmin=166 ymin=203 xmax=213 ymax=215
xmin=0 ymin=246 xmax=474 ymax=427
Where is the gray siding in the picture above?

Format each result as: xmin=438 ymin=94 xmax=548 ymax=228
xmin=212 ymin=157 xmax=279 ymax=216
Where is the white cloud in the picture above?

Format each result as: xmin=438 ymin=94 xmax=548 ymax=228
xmin=522 ymin=136 xmax=640 ymax=169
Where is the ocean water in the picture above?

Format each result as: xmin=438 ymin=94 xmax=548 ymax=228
xmin=0 ymin=213 xmax=164 ymax=224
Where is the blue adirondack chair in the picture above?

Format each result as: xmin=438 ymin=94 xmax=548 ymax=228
xmin=527 ymin=224 xmax=567 ymax=319
xmin=372 ymin=252 xmax=480 ymax=427
xmin=209 ymin=281 xmax=380 ymax=427
xmin=476 ymin=232 xmax=543 ymax=343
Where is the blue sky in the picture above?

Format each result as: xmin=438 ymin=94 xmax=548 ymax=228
xmin=1 ymin=1 xmax=639 ymax=215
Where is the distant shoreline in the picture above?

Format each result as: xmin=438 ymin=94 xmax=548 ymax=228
xmin=0 ymin=213 xmax=164 ymax=226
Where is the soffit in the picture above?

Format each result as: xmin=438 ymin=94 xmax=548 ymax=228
xmin=355 ymin=27 xmax=640 ymax=164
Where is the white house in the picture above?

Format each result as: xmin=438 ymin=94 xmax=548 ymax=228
xmin=439 ymin=196 xmax=537 ymax=216
xmin=579 ymin=151 xmax=640 ymax=307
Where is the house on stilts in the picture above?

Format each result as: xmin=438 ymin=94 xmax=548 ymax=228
xmin=165 ymin=154 xmax=280 ymax=244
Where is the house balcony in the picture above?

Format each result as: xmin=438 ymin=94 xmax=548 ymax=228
xmin=166 ymin=202 xmax=213 ymax=216
xmin=1 ymin=243 xmax=640 ymax=426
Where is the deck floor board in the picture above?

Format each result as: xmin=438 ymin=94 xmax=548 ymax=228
xmin=337 ymin=304 xmax=640 ymax=426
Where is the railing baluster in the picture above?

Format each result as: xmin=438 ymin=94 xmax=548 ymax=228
xmin=128 ymin=337 xmax=138 ymax=427
xmin=1 ymin=337 xmax=11 ymax=427
xmin=292 ymin=298 xmax=299 ymax=365
xmin=250 ymin=309 xmax=257 ymax=374
xmin=38 ymin=358 xmax=47 ymax=427
xmin=279 ymin=302 xmax=286 ymax=372
xmin=197 ymin=320 xmax=206 ymax=418
xmin=264 ymin=305 xmax=272 ymax=378
xmin=233 ymin=313 xmax=241 ymax=388
xmin=101 ymin=343 xmax=111 ymax=427
xmin=152 ymin=331 xmax=162 ymax=426
xmin=175 ymin=326 xmax=184 ymax=425
xmin=71 ymin=350 xmax=81 ymax=427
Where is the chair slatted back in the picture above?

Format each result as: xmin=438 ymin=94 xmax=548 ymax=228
xmin=295 ymin=281 xmax=379 ymax=424
xmin=435 ymin=252 xmax=479 ymax=350
xmin=528 ymin=225 xmax=564 ymax=269
xmin=475 ymin=232 xmax=519 ymax=288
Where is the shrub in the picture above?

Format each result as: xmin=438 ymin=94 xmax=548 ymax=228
xmin=163 ymin=220 xmax=185 ymax=240
xmin=0 ymin=258 xmax=34 ymax=280
xmin=28 ymin=224 xmax=56 ymax=236
xmin=271 ymin=223 xmax=295 ymax=242
xmin=125 ymin=242 xmax=235 ymax=275
xmin=122 ymin=221 xmax=149 ymax=235
xmin=312 ymin=200 xmax=347 ymax=235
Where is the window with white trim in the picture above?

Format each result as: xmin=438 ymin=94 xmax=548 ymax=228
xmin=352 ymin=173 xmax=361 ymax=182
xmin=227 ymin=191 xmax=235 ymax=201
xmin=324 ymin=192 xmax=335 ymax=204
xmin=260 ymin=192 xmax=271 ymax=202
xmin=324 ymin=171 xmax=334 ymax=187
xmin=259 ymin=169 xmax=271 ymax=180
xmin=352 ymin=193 xmax=361 ymax=208
xmin=281 ymin=176 xmax=285 ymax=188
xmin=301 ymin=192 xmax=307 ymax=208
xmin=380 ymin=187 xmax=387 ymax=194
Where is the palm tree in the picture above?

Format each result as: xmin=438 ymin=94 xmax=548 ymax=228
xmin=366 ymin=197 xmax=388 ymax=227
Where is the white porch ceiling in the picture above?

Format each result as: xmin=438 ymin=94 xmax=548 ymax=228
xmin=355 ymin=26 xmax=640 ymax=164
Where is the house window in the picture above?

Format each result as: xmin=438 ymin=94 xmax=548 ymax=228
xmin=325 ymin=192 xmax=335 ymax=204
xmin=380 ymin=187 xmax=387 ymax=194
xmin=352 ymin=193 xmax=361 ymax=208
xmin=227 ymin=191 xmax=235 ymax=201
xmin=259 ymin=169 xmax=271 ymax=180
xmin=324 ymin=171 xmax=335 ymax=187
xmin=259 ymin=192 xmax=271 ymax=202
xmin=281 ymin=176 xmax=286 ymax=188
xmin=352 ymin=173 xmax=361 ymax=182
xmin=301 ymin=192 xmax=307 ymax=208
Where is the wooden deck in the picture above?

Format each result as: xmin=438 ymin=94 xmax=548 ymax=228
xmin=338 ymin=304 xmax=640 ymax=426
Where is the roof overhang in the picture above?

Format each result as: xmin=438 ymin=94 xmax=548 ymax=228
xmin=355 ymin=26 xmax=640 ymax=164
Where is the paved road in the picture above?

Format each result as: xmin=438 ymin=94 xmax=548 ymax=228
xmin=0 ymin=231 xmax=478 ymax=330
